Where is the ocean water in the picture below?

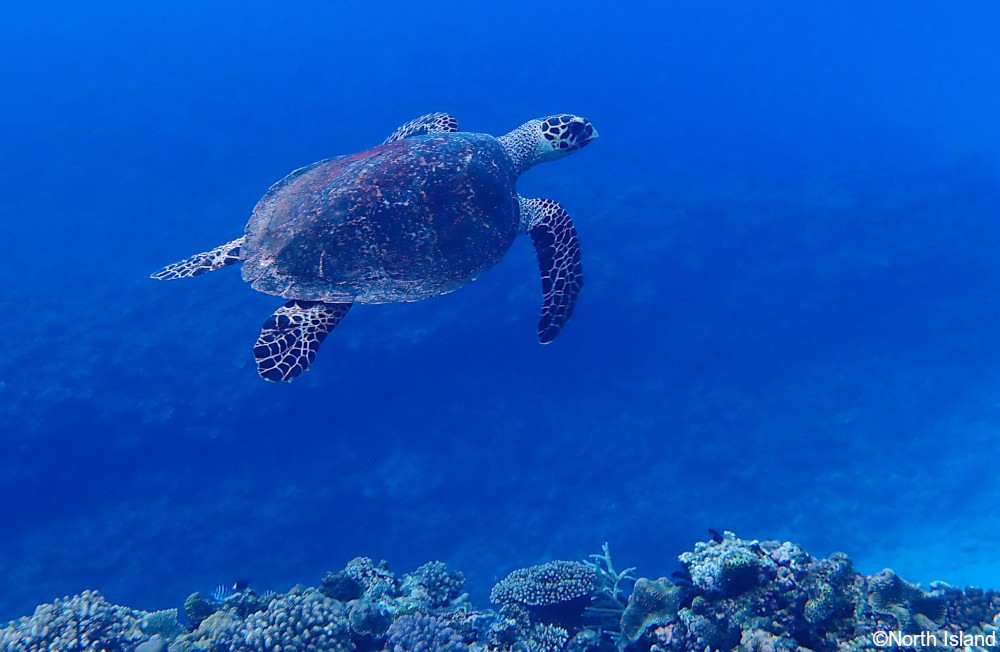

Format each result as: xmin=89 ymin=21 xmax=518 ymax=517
xmin=3 ymin=0 xmax=1000 ymax=623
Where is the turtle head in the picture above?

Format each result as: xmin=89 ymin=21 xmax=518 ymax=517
xmin=534 ymin=114 xmax=598 ymax=162
xmin=499 ymin=114 xmax=598 ymax=175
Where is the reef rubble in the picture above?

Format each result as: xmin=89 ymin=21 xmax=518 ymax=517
xmin=3 ymin=532 xmax=1000 ymax=651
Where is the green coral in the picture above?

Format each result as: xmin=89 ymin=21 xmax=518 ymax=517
xmin=802 ymin=553 xmax=858 ymax=625
xmin=804 ymin=583 xmax=837 ymax=624
xmin=720 ymin=548 xmax=760 ymax=594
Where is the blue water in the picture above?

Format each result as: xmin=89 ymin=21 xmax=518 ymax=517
xmin=3 ymin=0 xmax=1000 ymax=621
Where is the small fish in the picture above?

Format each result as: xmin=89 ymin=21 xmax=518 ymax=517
xmin=212 ymin=580 xmax=250 ymax=602
xmin=671 ymin=570 xmax=692 ymax=581
xmin=211 ymin=584 xmax=234 ymax=602
xmin=708 ymin=529 xmax=724 ymax=544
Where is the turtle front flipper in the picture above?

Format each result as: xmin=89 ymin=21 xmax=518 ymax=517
xmin=382 ymin=112 xmax=459 ymax=145
xmin=150 ymin=237 xmax=244 ymax=280
xmin=521 ymin=197 xmax=583 ymax=344
xmin=254 ymin=300 xmax=352 ymax=382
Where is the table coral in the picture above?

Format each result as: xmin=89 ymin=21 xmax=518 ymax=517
xmin=490 ymin=560 xmax=598 ymax=607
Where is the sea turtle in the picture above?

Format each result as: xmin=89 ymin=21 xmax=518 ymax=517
xmin=152 ymin=112 xmax=597 ymax=382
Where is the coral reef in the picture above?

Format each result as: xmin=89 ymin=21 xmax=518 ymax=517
xmin=4 ymin=537 xmax=1000 ymax=652
xmin=626 ymin=531 xmax=1000 ymax=651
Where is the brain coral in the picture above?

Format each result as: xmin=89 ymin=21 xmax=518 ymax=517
xmin=490 ymin=560 xmax=598 ymax=606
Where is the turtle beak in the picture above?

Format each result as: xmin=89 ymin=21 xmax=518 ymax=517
xmin=577 ymin=119 xmax=598 ymax=148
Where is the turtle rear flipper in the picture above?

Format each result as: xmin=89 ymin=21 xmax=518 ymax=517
xmin=522 ymin=197 xmax=583 ymax=344
xmin=254 ymin=300 xmax=352 ymax=382
xmin=151 ymin=237 xmax=244 ymax=280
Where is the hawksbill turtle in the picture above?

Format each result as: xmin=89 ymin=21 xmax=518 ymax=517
xmin=152 ymin=112 xmax=597 ymax=381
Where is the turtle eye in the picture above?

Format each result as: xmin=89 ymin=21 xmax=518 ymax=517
xmin=562 ymin=119 xmax=595 ymax=150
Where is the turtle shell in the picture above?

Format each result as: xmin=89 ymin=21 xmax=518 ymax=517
xmin=240 ymin=132 xmax=520 ymax=303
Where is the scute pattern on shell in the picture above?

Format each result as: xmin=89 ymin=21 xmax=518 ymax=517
xmin=490 ymin=560 xmax=598 ymax=606
xmin=241 ymin=133 xmax=520 ymax=305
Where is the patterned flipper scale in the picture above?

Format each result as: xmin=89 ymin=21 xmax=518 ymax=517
xmin=150 ymin=237 xmax=244 ymax=280
xmin=382 ymin=112 xmax=459 ymax=145
xmin=522 ymin=197 xmax=583 ymax=343
xmin=254 ymin=300 xmax=352 ymax=382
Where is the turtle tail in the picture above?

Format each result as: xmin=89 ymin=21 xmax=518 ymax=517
xmin=150 ymin=237 xmax=244 ymax=280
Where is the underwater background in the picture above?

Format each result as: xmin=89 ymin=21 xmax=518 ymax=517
xmin=3 ymin=0 xmax=1000 ymax=624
